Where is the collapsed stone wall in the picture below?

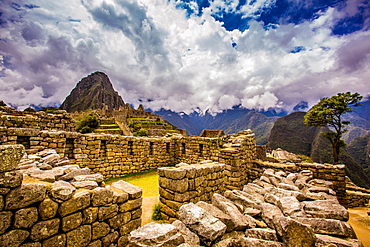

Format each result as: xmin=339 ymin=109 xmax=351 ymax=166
xmin=0 ymin=107 xmax=75 ymax=132
xmin=0 ymin=145 xmax=142 ymax=247
xmin=249 ymin=161 xmax=347 ymax=205
xmin=136 ymin=168 xmax=363 ymax=247
xmin=158 ymin=161 xmax=226 ymax=222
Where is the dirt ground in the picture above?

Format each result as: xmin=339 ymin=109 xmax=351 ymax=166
xmin=141 ymin=196 xmax=159 ymax=225
xmin=348 ymin=207 xmax=370 ymax=247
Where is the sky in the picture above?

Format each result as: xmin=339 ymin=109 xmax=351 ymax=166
xmin=0 ymin=0 xmax=369 ymax=113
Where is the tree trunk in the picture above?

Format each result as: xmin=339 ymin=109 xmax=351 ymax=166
xmin=332 ymin=141 xmax=339 ymax=165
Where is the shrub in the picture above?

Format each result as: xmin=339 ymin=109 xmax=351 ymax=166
xmin=151 ymin=203 xmax=163 ymax=221
xmin=134 ymin=128 xmax=148 ymax=136
xmin=0 ymin=100 xmax=7 ymax=107
xmin=76 ymin=111 xmax=99 ymax=133
xmin=296 ymin=154 xmax=313 ymax=163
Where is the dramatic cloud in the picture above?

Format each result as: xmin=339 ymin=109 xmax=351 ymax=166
xmin=0 ymin=0 xmax=369 ymax=113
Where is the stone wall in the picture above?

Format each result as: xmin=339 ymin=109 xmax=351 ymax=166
xmin=0 ymin=107 xmax=75 ymax=132
xmin=158 ymin=161 xmax=226 ymax=222
xmin=0 ymin=129 xmax=222 ymax=178
xmin=0 ymin=145 xmax=142 ymax=247
xmin=345 ymin=186 xmax=370 ymax=207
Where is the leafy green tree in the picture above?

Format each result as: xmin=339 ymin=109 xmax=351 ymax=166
xmin=76 ymin=111 xmax=100 ymax=133
xmin=304 ymin=92 xmax=362 ymax=164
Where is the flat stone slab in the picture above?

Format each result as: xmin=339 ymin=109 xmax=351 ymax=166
xmin=110 ymin=180 xmax=142 ymax=199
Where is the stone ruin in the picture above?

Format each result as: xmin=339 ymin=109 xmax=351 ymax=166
xmin=0 ymin=145 xmax=142 ymax=246
xmin=132 ymin=168 xmax=364 ymax=247
xmin=1 ymin=105 xmax=370 ymax=246
xmin=0 ymin=143 xmax=368 ymax=246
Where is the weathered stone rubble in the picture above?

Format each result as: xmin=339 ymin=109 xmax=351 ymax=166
xmin=0 ymin=145 xmax=143 ymax=247
xmin=129 ymin=168 xmax=364 ymax=247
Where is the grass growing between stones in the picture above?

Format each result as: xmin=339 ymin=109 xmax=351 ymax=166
xmin=104 ymin=169 xmax=159 ymax=197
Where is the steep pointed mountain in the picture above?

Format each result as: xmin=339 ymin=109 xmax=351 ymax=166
xmin=268 ymin=111 xmax=370 ymax=188
xmin=60 ymin=71 xmax=125 ymax=112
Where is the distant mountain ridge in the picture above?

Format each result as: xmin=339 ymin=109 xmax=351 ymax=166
xmin=155 ymin=106 xmax=279 ymax=145
xmin=60 ymin=71 xmax=125 ymax=112
xmin=268 ymin=111 xmax=370 ymax=188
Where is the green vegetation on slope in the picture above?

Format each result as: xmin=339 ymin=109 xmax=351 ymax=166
xmin=268 ymin=111 xmax=370 ymax=188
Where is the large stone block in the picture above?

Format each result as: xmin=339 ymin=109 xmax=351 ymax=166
xmin=66 ymin=225 xmax=92 ymax=247
xmin=0 ymin=229 xmax=29 ymax=246
xmin=50 ymin=180 xmax=76 ymax=201
xmin=5 ymin=183 xmax=47 ymax=210
xmin=178 ymin=203 xmax=226 ymax=246
xmin=212 ymin=193 xmax=256 ymax=231
xmin=110 ymin=180 xmax=142 ymax=199
xmin=0 ymin=211 xmax=12 ymax=234
xmin=62 ymin=212 xmax=83 ymax=232
xmin=14 ymin=207 xmax=38 ymax=228
xmin=0 ymin=145 xmax=25 ymax=172
xmin=43 ymin=234 xmax=66 ymax=247
xmin=58 ymin=191 xmax=90 ymax=217
xmin=0 ymin=170 xmax=23 ymax=187
xmin=128 ymin=222 xmax=185 ymax=247
xmin=302 ymin=200 xmax=349 ymax=221
xmin=274 ymin=216 xmax=316 ymax=247
xmin=91 ymin=187 xmax=114 ymax=206
xmin=39 ymin=198 xmax=59 ymax=220
xmin=30 ymin=218 xmax=60 ymax=241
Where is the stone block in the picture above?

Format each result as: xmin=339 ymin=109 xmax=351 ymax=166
xmin=0 ymin=145 xmax=25 ymax=172
xmin=178 ymin=203 xmax=226 ymax=246
xmin=82 ymin=207 xmax=98 ymax=224
xmin=119 ymin=198 xmax=142 ymax=212
xmin=129 ymin=222 xmax=184 ymax=247
xmin=107 ymin=212 xmax=131 ymax=229
xmin=98 ymin=204 xmax=119 ymax=221
xmin=30 ymin=218 xmax=60 ymax=241
xmin=0 ymin=211 xmax=12 ymax=234
xmin=43 ymin=234 xmax=66 ymax=247
xmin=5 ymin=183 xmax=47 ymax=210
xmin=62 ymin=212 xmax=83 ymax=232
xmin=91 ymin=187 xmax=114 ymax=206
xmin=39 ymin=198 xmax=59 ymax=220
xmin=0 ymin=229 xmax=30 ymax=246
xmin=0 ymin=170 xmax=23 ymax=187
xmin=14 ymin=207 xmax=38 ymax=228
xmin=92 ymin=222 xmax=110 ymax=240
xmin=66 ymin=225 xmax=92 ymax=247
xmin=110 ymin=180 xmax=142 ymax=199
xmin=58 ymin=191 xmax=90 ymax=217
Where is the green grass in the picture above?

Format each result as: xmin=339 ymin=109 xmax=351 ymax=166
xmin=105 ymin=169 xmax=159 ymax=197
xmin=95 ymin=128 xmax=122 ymax=131
xmin=100 ymin=124 xmax=119 ymax=127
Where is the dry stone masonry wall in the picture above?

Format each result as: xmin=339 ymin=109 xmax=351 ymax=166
xmin=158 ymin=161 xmax=226 ymax=222
xmin=0 ymin=145 xmax=142 ymax=247
xmin=0 ymin=107 xmax=75 ymax=132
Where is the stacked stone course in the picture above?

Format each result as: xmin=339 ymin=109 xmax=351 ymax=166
xmin=0 ymin=107 xmax=75 ymax=132
xmin=158 ymin=161 xmax=226 ymax=222
xmin=0 ymin=145 xmax=142 ymax=247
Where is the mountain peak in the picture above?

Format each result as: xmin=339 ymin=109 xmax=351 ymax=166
xmin=60 ymin=71 xmax=125 ymax=112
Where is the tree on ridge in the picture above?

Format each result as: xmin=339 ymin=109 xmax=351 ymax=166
xmin=304 ymin=92 xmax=362 ymax=164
